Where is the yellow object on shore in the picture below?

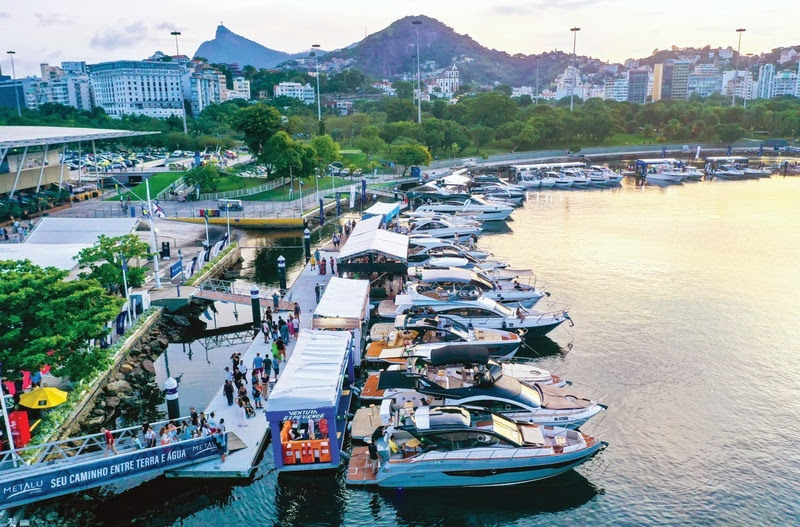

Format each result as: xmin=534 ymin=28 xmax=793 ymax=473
xmin=19 ymin=387 xmax=68 ymax=409
xmin=166 ymin=217 xmax=304 ymax=229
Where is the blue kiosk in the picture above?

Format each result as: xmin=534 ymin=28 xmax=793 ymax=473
xmin=266 ymin=330 xmax=355 ymax=472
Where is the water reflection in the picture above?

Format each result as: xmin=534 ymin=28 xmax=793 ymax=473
xmin=383 ymin=471 xmax=600 ymax=526
xmin=275 ymin=470 xmax=347 ymax=527
xmin=518 ymin=335 xmax=572 ymax=358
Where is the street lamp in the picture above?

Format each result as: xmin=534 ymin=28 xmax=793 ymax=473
xmin=412 ymin=20 xmax=423 ymax=123
xmin=732 ymin=28 xmax=746 ymax=106
xmin=312 ymin=44 xmax=322 ymax=122
xmin=6 ymin=51 xmax=21 ymax=117
xmin=170 ymin=31 xmax=182 ymax=55
xmin=170 ymin=31 xmax=188 ymax=134
xmin=569 ymin=27 xmax=581 ymax=112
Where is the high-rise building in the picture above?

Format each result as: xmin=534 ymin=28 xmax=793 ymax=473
xmin=722 ymin=70 xmax=756 ymax=101
xmin=89 ymin=60 xmax=185 ymax=118
xmin=653 ymin=62 xmax=675 ymax=101
xmin=273 ymin=82 xmax=315 ymax=104
xmin=187 ymin=65 xmax=225 ymax=114
xmin=756 ymin=64 xmax=775 ymax=99
xmin=671 ymin=61 xmax=691 ymax=100
xmin=226 ymin=77 xmax=251 ymax=101
xmin=34 ymin=62 xmax=93 ymax=111
xmin=687 ymin=65 xmax=722 ymax=99
xmin=627 ymin=69 xmax=649 ymax=103
xmin=771 ymin=68 xmax=799 ymax=97
xmin=603 ymin=77 xmax=629 ymax=102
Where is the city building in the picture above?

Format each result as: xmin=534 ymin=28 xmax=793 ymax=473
xmin=671 ymin=61 xmax=691 ymax=100
xmin=34 ymin=62 xmax=93 ymax=111
xmin=432 ymin=65 xmax=460 ymax=97
xmin=336 ymin=100 xmax=353 ymax=115
xmin=511 ymin=86 xmax=534 ymax=98
xmin=756 ymin=64 xmax=775 ymax=99
xmin=722 ymin=70 xmax=756 ymax=101
xmin=604 ymin=77 xmax=629 ymax=102
xmin=687 ymin=65 xmax=722 ymax=99
xmin=372 ymin=80 xmax=397 ymax=97
xmin=555 ymin=66 xmax=584 ymax=101
xmin=187 ymin=65 xmax=225 ymax=114
xmin=653 ymin=63 xmax=673 ymax=101
xmin=627 ymin=69 xmax=649 ymax=103
xmin=273 ymin=82 xmax=315 ymax=104
xmin=89 ymin=60 xmax=184 ymax=118
xmin=227 ymin=77 xmax=251 ymax=100
xmin=771 ymin=67 xmax=799 ymax=97
xmin=0 ymin=71 xmax=25 ymax=111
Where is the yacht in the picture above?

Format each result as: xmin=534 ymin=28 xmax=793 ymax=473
xmin=413 ymin=197 xmax=514 ymax=222
xmin=406 ymin=218 xmax=482 ymax=241
xmin=473 ymin=188 xmax=525 ymax=206
xmin=562 ymin=169 xmax=591 ymax=187
xmin=741 ymin=165 xmax=772 ymax=178
xmin=681 ymin=166 xmax=705 ymax=180
xmin=378 ymin=284 xmax=571 ymax=337
xmin=365 ymin=316 xmax=524 ymax=364
xmin=645 ymin=165 xmax=685 ymax=183
xmin=407 ymin=246 xmax=508 ymax=270
xmin=408 ymin=267 xmax=546 ymax=307
xmin=589 ymin=166 xmax=623 ymax=184
xmin=360 ymin=346 xmax=568 ymax=401
xmin=551 ymin=172 xmax=574 ymax=187
xmin=407 ymin=181 xmax=471 ymax=202
xmin=713 ymin=164 xmax=746 ymax=179
xmin=408 ymin=237 xmax=492 ymax=260
xmin=515 ymin=169 xmax=542 ymax=189
xmin=345 ymin=406 xmax=606 ymax=488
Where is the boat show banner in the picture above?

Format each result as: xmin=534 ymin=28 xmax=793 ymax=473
xmin=0 ymin=436 xmax=220 ymax=509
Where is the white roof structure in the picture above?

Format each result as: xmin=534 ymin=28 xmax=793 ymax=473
xmin=636 ymin=158 xmax=680 ymax=164
xmin=0 ymin=243 xmax=89 ymax=271
xmin=362 ymin=201 xmax=401 ymax=222
xmin=313 ymin=277 xmax=370 ymax=326
xmin=349 ymin=215 xmax=382 ymax=237
xmin=0 ymin=126 xmax=158 ymax=149
xmin=266 ymin=330 xmax=352 ymax=412
xmin=25 ymin=217 xmax=140 ymax=245
xmin=337 ymin=228 xmax=408 ymax=262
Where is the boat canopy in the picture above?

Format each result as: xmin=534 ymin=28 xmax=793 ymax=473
xmin=312 ymin=277 xmax=370 ymax=329
xmin=512 ymin=162 xmax=585 ymax=171
xmin=266 ymin=329 xmax=352 ymax=413
xmin=362 ymin=201 xmax=402 ymax=223
xmin=413 ymin=267 xmax=475 ymax=284
xmin=635 ymin=158 xmax=680 ymax=166
xmin=441 ymin=174 xmax=472 ymax=186
xmin=705 ymin=156 xmax=749 ymax=163
xmin=429 ymin=345 xmax=490 ymax=366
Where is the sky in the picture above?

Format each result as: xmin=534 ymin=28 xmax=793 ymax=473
xmin=1 ymin=0 xmax=796 ymax=77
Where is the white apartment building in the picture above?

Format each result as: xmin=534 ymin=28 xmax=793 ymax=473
xmin=187 ymin=66 xmax=225 ymax=114
xmin=511 ymin=86 xmax=534 ymax=97
xmin=722 ymin=70 xmax=756 ymax=100
xmin=756 ymin=64 xmax=775 ymax=99
xmin=555 ymin=66 xmax=584 ymax=100
xmin=603 ymin=77 xmax=629 ymax=102
xmin=274 ymin=82 xmax=315 ymax=104
xmin=89 ymin=60 xmax=184 ymax=118
xmin=771 ymin=68 xmax=799 ymax=97
xmin=687 ymin=65 xmax=722 ymax=99
xmin=225 ymin=77 xmax=251 ymax=101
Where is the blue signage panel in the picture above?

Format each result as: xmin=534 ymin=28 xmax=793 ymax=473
xmin=169 ymin=260 xmax=183 ymax=279
xmin=0 ymin=436 xmax=220 ymax=509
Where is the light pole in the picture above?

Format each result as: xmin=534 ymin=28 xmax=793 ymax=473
xmin=171 ymin=30 xmax=182 ymax=55
xmin=732 ymin=28 xmax=746 ymax=106
xmin=312 ymin=44 xmax=322 ymax=122
xmin=569 ymin=27 xmax=581 ymax=112
xmin=6 ymin=51 xmax=21 ymax=117
xmin=170 ymin=31 xmax=188 ymax=134
xmin=412 ymin=20 xmax=423 ymax=123
xmin=120 ymin=253 xmax=132 ymax=323
xmin=145 ymin=179 xmax=162 ymax=288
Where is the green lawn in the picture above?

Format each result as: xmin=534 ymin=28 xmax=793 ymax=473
xmin=213 ymin=175 xmax=270 ymax=193
xmin=242 ymin=176 xmax=358 ymax=202
xmin=105 ymin=172 xmax=183 ymax=202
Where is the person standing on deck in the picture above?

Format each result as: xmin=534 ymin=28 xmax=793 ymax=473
xmin=223 ymin=380 xmax=235 ymax=406
xmin=294 ymin=303 xmax=301 ymax=323
xmin=314 ymin=248 xmax=321 ymax=265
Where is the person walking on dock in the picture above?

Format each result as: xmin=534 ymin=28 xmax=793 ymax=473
xmin=272 ymin=291 xmax=280 ymax=310
xmin=236 ymin=399 xmax=248 ymax=427
xmin=216 ymin=419 xmax=227 ymax=463
xmin=102 ymin=427 xmax=118 ymax=457
xmin=279 ymin=317 xmax=290 ymax=342
xmin=253 ymin=353 xmax=265 ymax=377
xmin=329 ymin=257 xmax=336 ymax=276
xmin=287 ymin=314 xmax=296 ymax=339
xmin=291 ymin=315 xmax=299 ymax=337
xmin=294 ymin=303 xmax=301 ymax=323
xmin=314 ymin=283 xmax=321 ymax=304
xmin=223 ymin=380 xmax=235 ymax=406
xmin=310 ymin=255 xmax=316 ymax=270
xmin=262 ymin=320 xmax=271 ymax=343
xmin=314 ymin=248 xmax=321 ymax=265
xmin=271 ymin=341 xmax=281 ymax=379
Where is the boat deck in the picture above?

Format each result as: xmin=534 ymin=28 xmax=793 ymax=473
xmin=345 ymin=446 xmax=378 ymax=486
xmin=350 ymin=405 xmax=383 ymax=440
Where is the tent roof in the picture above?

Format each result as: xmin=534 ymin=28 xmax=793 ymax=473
xmin=266 ymin=330 xmax=352 ymax=413
xmin=337 ymin=228 xmax=408 ymax=262
xmin=349 ymin=215 xmax=382 ymax=237
xmin=363 ymin=201 xmax=401 ymax=220
xmin=416 ymin=268 xmax=474 ymax=283
xmin=25 ymin=217 xmax=140 ymax=245
xmin=0 ymin=243 xmax=89 ymax=271
xmin=314 ymin=277 xmax=370 ymax=320
xmin=0 ymin=126 xmax=158 ymax=149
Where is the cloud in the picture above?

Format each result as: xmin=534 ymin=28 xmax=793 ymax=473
xmin=34 ymin=12 xmax=74 ymax=26
xmin=90 ymin=22 xmax=149 ymax=51
xmin=0 ymin=11 xmax=9 ymax=18
xmin=494 ymin=0 xmax=601 ymax=15
xmin=153 ymin=22 xmax=179 ymax=31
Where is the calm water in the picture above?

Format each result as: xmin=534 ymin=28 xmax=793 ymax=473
xmin=41 ymin=177 xmax=800 ymax=525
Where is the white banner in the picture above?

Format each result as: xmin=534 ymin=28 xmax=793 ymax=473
xmin=349 ymin=185 xmax=356 ymax=208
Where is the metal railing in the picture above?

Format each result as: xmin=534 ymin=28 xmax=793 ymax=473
xmin=198 ymin=177 xmax=287 ymax=201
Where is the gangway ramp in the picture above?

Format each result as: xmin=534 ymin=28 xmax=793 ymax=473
xmin=0 ymin=417 xmax=222 ymax=510
xmin=193 ymin=278 xmax=293 ymax=309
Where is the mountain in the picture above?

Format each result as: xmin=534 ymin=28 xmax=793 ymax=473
xmin=194 ymin=25 xmax=294 ymax=69
xmin=325 ymin=15 xmax=571 ymax=86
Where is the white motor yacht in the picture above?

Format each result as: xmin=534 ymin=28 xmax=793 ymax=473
xmin=406 ymin=218 xmax=482 ymax=242
xmin=379 ymin=284 xmax=571 ymax=337
xmin=552 ymin=172 xmax=574 ymax=187
xmin=515 ymin=170 xmax=542 ymax=189
xmin=589 ymin=166 xmax=623 ymax=184
xmin=408 ymin=267 xmax=547 ymax=307
xmin=713 ymin=164 xmax=746 ymax=179
xmin=413 ymin=197 xmax=514 ymax=222
xmin=646 ymin=166 xmax=685 ymax=183
xmin=562 ymin=169 xmax=591 ymax=186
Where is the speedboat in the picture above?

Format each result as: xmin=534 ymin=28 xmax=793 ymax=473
xmin=365 ymin=316 xmax=524 ymax=364
xmin=681 ymin=166 xmax=705 ymax=180
xmin=408 ymin=266 xmax=547 ymax=308
xmin=345 ymin=406 xmax=606 ymax=488
xmin=408 ymin=237 xmax=492 ymax=260
xmin=562 ymin=169 xmax=591 ymax=187
xmin=741 ymin=165 xmax=772 ymax=178
xmin=646 ymin=166 xmax=685 ymax=183
xmin=360 ymin=345 xmax=568 ymax=401
xmin=407 ymin=181 xmax=471 ymax=201
xmin=713 ymin=164 xmax=745 ymax=179
xmin=589 ymin=166 xmax=622 ymax=184
xmin=406 ymin=218 xmax=482 ymax=242
xmin=407 ymin=247 xmax=508 ymax=271
xmin=473 ymin=188 xmax=525 ymax=206
xmin=403 ymin=211 xmax=488 ymax=226
xmin=515 ymin=170 xmax=542 ymax=189
xmin=413 ymin=197 xmax=514 ymax=222
xmin=378 ymin=284 xmax=571 ymax=337
xmin=551 ymin=172 xmax=574 ymax=188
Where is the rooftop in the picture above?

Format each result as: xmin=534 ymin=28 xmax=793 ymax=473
xmin=0 ymin=126 xmax=159 ymax=150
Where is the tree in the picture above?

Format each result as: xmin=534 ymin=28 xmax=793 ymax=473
xmin=311 ymin=134 xmax=341 ymax=167
xmin=184 ymin=164 xmax=222 ymax=193
xmin=715 ymin=123 xmax=746 ymax=143
xmin=262 ymin=131 xmax=302 ymax=177
xmin=0 ymin=260 xmax=122 ymax=379
xmin=493 ymin=84 xmax=513 ymax=96
xmin=383 ymin=98 xmax=417 ymax=123
xmin=354 ymin=128 xmax=387 ymax=159
xmin=391 ymin=80 xmax=414 ymax=101
xmin=389 ymin=144 xmax=432 ymax=176
xmin=468 ymin=126 xmax=496 ymax=152
xmin=230 ymin=103 xmax=284 ymax=156
xmin=75 ymin=234 xmax=151 ymax=294
xmin=462 ymin=91 xmax=518 ymax=128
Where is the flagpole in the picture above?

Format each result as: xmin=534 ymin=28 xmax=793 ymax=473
xmin=146 ymin=179 xmax=162 ymax=288
xmin=120 ymin=253 xmax=132 ymax=323
xmin=0 ymin=362 xmax=17 ymax=459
